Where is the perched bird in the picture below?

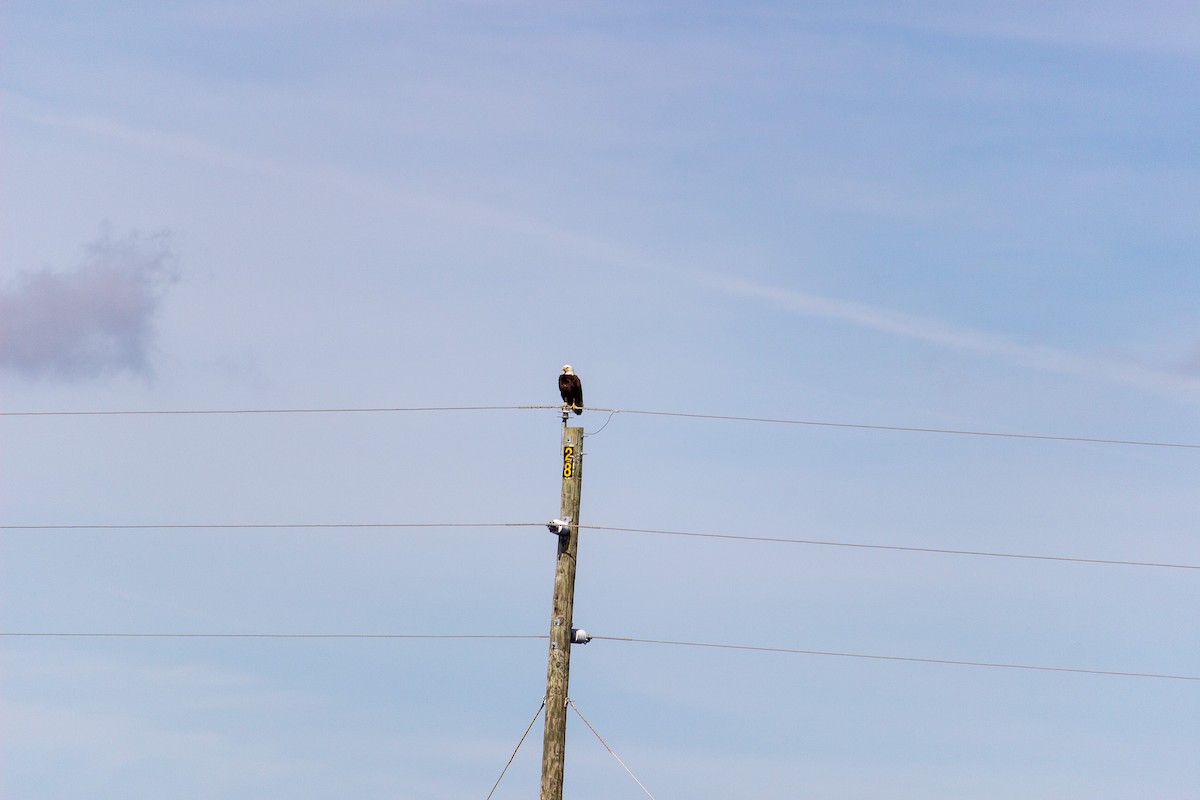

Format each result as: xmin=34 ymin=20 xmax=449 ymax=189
xmin=558 ymin=365 xmax=584 ymax=415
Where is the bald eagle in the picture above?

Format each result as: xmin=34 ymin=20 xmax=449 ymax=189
xmin=558 ymin=365 xmax=583 ymax=415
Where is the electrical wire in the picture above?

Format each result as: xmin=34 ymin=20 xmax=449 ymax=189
xmin=486 ymin=699 xmax=545 ymax=800
xmin=6 ymin=521 xmax=1195 ymax=572
xmin=0 ymin=522 xmax=542 ymax=532
xmin=585 ymin=409 xmax=618 ymax=436
xmin=0 ymin=405 xmax=543 ymax=417
xmin=568 ymin=698 xmax=657 ymax=800
xmin=3 ymin=632 xmax=1194 ymax=682
xmin=592 ymin=635 xmax=1200 ymax=682
xmin=580 ymin=524 xmax=1200 ymax=571
xmin=1 ymin=403 xmax=1195 ymax=449
xmin=610 ymin=408 xmax=1200 ymax=449
xmin=0 ymin=632 xmax=547 ymax=640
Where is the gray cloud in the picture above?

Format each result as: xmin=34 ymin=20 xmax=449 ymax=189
xmin=704 ymin=273 xmax=1200 ymax=401
xmin=0 ymin=229 xmax=178 ymax=380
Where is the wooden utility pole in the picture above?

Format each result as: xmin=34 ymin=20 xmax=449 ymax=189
xmin=540 ymin=420 xmax=584 ymax=800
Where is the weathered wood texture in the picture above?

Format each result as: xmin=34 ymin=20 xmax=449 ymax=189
xmin=540 ymin=425 xmax=583 ymax=800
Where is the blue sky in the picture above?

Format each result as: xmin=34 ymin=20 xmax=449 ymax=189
xmin=2 ymin=2 xmax=1198 ymax=798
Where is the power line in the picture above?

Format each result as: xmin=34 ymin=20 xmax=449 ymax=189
xmin=581 ymin=524 xmax=1200 ymax=571
xmin=0 ymin=522 xmax=541 ymax=532
xmin=592 ymin=636 xmax=1200 ymax=682
xmin=612 ymin=409 xmax=1200 ymax=449
xmin=4 ymin=631 xmax=1194 ymax=682
xmin=0 ymin=405 xmax=541 ymax=417
xmin=6 ymin=521 xmax=1195 ymax=572
xmin=0 ymin=632 xmax=546 ymax=640
xmin=1 ymin=403 xmax=1194 ymax=450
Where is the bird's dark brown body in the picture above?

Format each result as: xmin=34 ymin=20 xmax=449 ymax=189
xmin=558 ymin=367 xmax=583 ymax=414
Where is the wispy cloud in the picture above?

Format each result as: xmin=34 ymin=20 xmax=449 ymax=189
xmin=704 ymin=274 xmax=1200 ymax=400
xmin=876 ymin=2 xmax=1200 ymax=56
xmin=0 ymin=229 xmax=178 ymax=381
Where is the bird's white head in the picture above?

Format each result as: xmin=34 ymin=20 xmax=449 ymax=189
xmin=561 ymin=365 xmax=574 ymax=375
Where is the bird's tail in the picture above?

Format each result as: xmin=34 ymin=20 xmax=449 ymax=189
xmin=573 ymin=406 xmax=583 ymax=415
